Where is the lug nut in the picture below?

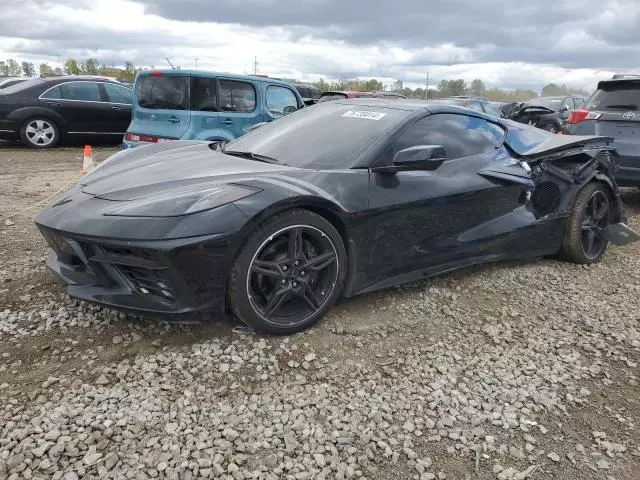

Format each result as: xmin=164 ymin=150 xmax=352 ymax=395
xmin=294 ymin=260 xmax=300 ymax=266
xmin=281 ymin=279 xmax=286 ymax=284
xmin=282 ymin=265 xmax=288 ymax=271
xmin=300 ymin=271 xmax=305 ymax=276
xmin=292 ymin=282 xmax=298 ymax=287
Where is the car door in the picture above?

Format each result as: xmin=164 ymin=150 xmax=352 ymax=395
xmin=560 ymin=97 xmax=575 ymax=120
xmin=264 ymin=85 xmax=300 ymax=122
xmin=218 ymin=79 xmax=261 ymax=139
xmin=365 ymin=113 xmax=532 ymax=287
xmin=41 ymin=81 xmax=112 ymax=134
xmin=101 ymin=83 xmax=133 ymax=135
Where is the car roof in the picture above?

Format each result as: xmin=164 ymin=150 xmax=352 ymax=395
xmin=137 ymin=69 xmax=296 ymax=88
xmin=597 ymin=77 xmax=640 ymax=88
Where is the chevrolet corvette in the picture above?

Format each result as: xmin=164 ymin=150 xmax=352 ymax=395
xmin=35 ymin=100 xmax=638 ymax=333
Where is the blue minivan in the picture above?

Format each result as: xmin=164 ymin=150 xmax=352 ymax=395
xmin=123 ymin=70 xmax=305 ymax=148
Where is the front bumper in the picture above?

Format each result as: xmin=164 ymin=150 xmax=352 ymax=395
xmin=39 ymin=225 xmax=231 ymax=320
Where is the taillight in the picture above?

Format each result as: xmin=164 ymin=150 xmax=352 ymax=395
xmin=567 ymin=109 xmax=603 ymax=124
xmin=151 ymin=71 xmax=163 ymax=77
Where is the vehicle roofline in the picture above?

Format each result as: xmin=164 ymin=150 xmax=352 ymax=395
xmin=135 ymin=69 xmax=296 ymax=86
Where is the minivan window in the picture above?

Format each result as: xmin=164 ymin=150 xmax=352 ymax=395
xmin=104 ymin=83 xmax=132 ymax=104
xmin=219 ymin=80 xmax=256 ymax=112
xmin=60 ymin=82 xmax=101 ymax=102
xmin=191 ymin=77 xmax=218 ymax=112
xmin=266 ymin=85 xmax=298 ymax=117
xmin=136 ymin=75 xmax=189 ymax=110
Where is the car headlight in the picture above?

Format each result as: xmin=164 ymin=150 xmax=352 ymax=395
xmin=103 ymin=184 xmax=259 ymax=217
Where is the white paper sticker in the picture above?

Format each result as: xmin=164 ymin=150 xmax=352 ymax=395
xmin=341 ymin=110 xmax=386 ymax=120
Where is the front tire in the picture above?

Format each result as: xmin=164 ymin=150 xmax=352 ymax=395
xmin=229 ymin=209 xmax=347 ymax=334
xmin=559 ymin=182 xmax=612 ymax=264
xmin=20 ymin=118 xmax=60 ymax=148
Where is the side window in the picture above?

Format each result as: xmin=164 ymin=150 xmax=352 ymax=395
xmin=41 ymin=86 xmax=62 ymax=100
xmin=574 ymin=97 xmax=585 ymax=108
xmin=219 ymin=80 xmax=256 ymax=113
xmin=464 ymin=100 xmax=484 ymax=112
xmin=563 ymin=98 xmax=575 ymax=110
xmin=103 ymin=84 xmax=132 ymax=104
xmin=190 ymin=77 xmax=218 ymax=112
xmin=59 ymin=82 xmax=101 ymax=102
xmin=266 ymin=86 xmax=298 ymax=116
xmin=390 ymin=114 xmax=504 ymax=163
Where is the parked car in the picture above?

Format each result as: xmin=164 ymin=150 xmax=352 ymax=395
xmin=504 ymin=96 xmax=586 ymax=133
xmin=123 ymin=70 xmax=305 ymax=148
xmin=0 ymin=77 xmax=28 ymax=90
xmin=292 ymin=83 xmax=322 ymax=106
xmin=563 ymin=75 xmax=640 ymax=185
xmin=36 ymin=99 xmax=637 ymax=334
xmin=318 ymin=91 xmax=377 ymax=102
xmin=429 ymin=97 xmax=504 ymax=117
xmin=0 ymin=76 xmax=132 ymax=148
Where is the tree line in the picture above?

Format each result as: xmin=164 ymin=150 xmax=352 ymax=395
xmin=1 ymin=57 xmax=591 ymax=100
xmin=0 ymin=57 xmax=139 ymax=82
xmin=309 ymin=78 xmax=591 ymax=101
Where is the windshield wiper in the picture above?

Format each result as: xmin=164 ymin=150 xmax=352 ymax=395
xmin=223 ymin=150 xmax=284 ymax=165
xmin=605 ymin=104 xmax=638 ymax=110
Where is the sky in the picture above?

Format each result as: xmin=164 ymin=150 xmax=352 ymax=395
xmin=0 ymin=0 xmax=639 ymax=92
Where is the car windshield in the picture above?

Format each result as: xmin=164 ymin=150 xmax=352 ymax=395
xmin=587 ymin=82 xmax=640 ymax=110
xmin=224 ymin=102 xmax=410 ymax=169
xmin=525 ymin=97 xmax=563 ymax=110
xmin=0 ymin=78 xmax=45 ymax=95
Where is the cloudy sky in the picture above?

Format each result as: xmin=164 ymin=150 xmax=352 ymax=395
xmin=1 ymin=0 xmax=638 ymax=91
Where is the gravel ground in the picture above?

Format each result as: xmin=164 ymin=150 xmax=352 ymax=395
xmin=0 ymin=144 xmax=639 ymax=480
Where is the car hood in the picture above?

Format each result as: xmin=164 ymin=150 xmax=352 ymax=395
xmin=81 ymin=141 xmax=298 ymax=201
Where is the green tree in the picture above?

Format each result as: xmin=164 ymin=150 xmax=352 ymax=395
xmin=64 ymin=58 xmax=80 ymax=75
xmin=21 ymin=61 xmax=35 ymax=77
xmin=438 ymin=79 xmax=468 ymax=97
xmin=39 ymin=63 xmax=55 ymax=77
xmin=469 ymin=79 xmax=486 ymax=97
xmin=84 ymin=58 xmax=99 ymax=75
xmin=2 ymin=59 xmax=22 ymax=76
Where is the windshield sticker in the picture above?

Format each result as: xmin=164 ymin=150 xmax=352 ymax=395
xmin=341 ymin=110 xmax=386 ymax=120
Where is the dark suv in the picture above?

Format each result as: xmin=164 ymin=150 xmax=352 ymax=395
xmin=563 ymin=76 xmax=640 ymax=185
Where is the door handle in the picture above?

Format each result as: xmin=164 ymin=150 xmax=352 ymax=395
xmin=111 ymin=105 xmax=124 ymax=111
xmin=46 ymin=101 xmax=60 ymax=106
xmin=167 ymin=116 xmax=181 ymax=124
xmin=221 ymin=120 xmax=234 ymax=125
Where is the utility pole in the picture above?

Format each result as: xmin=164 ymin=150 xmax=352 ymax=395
xmin=425 ymin=71 xmax=430 ymax=100
xmin=253 ymin=56 xmax=258 ymax=75
xmin=195 ymin=58 xmax=198 ymax=71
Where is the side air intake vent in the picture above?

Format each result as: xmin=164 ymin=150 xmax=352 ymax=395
xmin=532 ymin=181 xmax=562 ymax=215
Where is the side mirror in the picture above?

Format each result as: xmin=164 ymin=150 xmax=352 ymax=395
xmin=372 ymin=145 xmax=447 ymax=174
xmin=561 ymin=105 xmax=570 ymax=112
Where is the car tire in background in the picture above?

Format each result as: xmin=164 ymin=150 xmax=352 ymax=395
xmin=228 ymin=209 xmax=347 ymax=334
xmin=542 ymin=123 xmax=558 ymax=133
xmin=19 ymin=118 xmax=60 ymax=148
xmin=559 ymin=182 xmax=612 ymax=264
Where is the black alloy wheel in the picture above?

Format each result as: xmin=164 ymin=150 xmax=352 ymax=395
xmin=559 ymin=182 xmax=612 ymax=264
xmin=229 ymin=210 xmax=346 ymax=334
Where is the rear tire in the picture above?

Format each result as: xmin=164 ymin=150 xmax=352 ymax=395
xmin=20 ymin=118 xmax=60 ymax=148
xmin=559 ymin=182 xmax=612 ymax=264
xmin=228 ymin=209 xmax=347 ymax=334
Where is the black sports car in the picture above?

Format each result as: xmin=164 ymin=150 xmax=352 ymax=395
xmin=35 ymin=100 xmax=638 ymax=333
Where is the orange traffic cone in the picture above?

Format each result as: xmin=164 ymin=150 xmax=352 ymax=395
xmin=80 ymin=145 xmax=93 ymax=176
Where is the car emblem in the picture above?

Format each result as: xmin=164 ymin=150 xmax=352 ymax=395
xmin=623 ymin=111 xmax=636 ymax=120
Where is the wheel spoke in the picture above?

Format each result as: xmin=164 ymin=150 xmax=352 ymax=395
xmin=304 ymin=251 xmax=336 ymax=272
xmin=288 ymin=227 xmax=304 ymax=260
xmin=36 ymin=120 xmax=44 ymax=130
xmin=251 ymin=259 xmax=282 ymax=278
xmin=26 ymin=125 xmax=36 ymax=134
xmin=585 ymin=229 xmax=596 ymax=254
xmin=262 ymin=288 xmax=288 ymax=319
xmin=298 ymin=283 xmax=320 ymax=311
xmin=593 ymin=202 xmax=608 ymax=222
